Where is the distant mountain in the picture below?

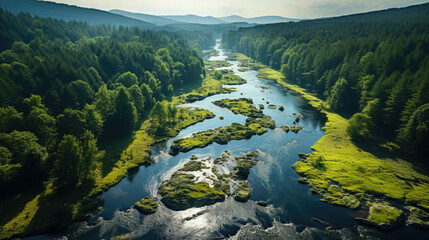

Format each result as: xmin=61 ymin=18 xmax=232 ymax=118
xmin=220 ymin=15 xmax=299 ymax=24
xmin=164 ymin=22 xmax=256 ymax=38
xmin=109 ymin=9 xmax=179 ymax=26
xmin=0 ymin=0 xmax=155 ymax=29
xmin=161 ymin=14 xmax=227 ymax=25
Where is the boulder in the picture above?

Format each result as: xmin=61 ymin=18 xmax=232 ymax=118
xmin=233 ymin=181 xmax=251 ymax=202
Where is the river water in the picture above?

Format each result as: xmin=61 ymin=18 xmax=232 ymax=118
xmin=29 ymin=40 xmax=427 ymax=240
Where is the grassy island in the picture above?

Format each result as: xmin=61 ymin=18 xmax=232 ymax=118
xmin=158 ymin=172 xmax=225 ymax=211
xmin=213 ymin=98 xmax=263 ymax=118
xmin=170 ymin=99 xmax=275 ymax=155
xmin=134 ymin=197 xmax=158 ymax=214
xmin=356 ymin=204 xmax=404 ymax=230
xmin=158 ymin=152 xmax=260 ymax=210
xmin=210 ymin=69 xmax=247 ymax=85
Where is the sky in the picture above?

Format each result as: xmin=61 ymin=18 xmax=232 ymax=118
xmin=45 ymin=0 xmax=429 ymax=18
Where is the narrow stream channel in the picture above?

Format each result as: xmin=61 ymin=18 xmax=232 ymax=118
xmin=28 ymin=40 xmax=427 ymax=240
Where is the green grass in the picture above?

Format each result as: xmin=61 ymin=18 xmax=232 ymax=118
xmin=209 ymin=69 xmax=247 ymax=85
xmin=170 ymin=122 xmax=266 ymax=155
xmin=175 ymin=76 xmax=236 ymax=104
xmin=170 ymin=98 xmax=276 ymax=155
xmin=134 ymin=197 xmax=158 ymax=214
xmin=405 ymin=206 xmax=429 ymax=228
xmin=364 ymin=205 xmax=403 ymax=228
xmin=212 ymin=98 xmax=263 ymax=118
xmin=227 ymin=53 xmax=265 ymax=69
xmin=233 ymin=181 xmax=251 ymax=202
xmin=253 ymin=61 xmax=429 ymax=213
xmin=204 ymin=60 xmax=232 ymax=69
xmin=158 ymin=172 xmax=225 ymax=210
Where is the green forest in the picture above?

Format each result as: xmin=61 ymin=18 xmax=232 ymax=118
xmin=223 ymin=4 xmax=429 ymax=160
xmin=0 ymin=9 xmax=208 ymax=196
xmin=1 ymin=1 xmax=429 ymax=239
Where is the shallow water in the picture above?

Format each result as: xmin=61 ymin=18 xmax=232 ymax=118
xmin=31 ymin=40 xmax=428 ymax=240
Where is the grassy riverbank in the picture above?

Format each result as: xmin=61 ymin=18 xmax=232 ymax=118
xmin=231 ymin=52 xmax=429 ymax=227
xmin=0 ymin=70 xmax=231 ymax=239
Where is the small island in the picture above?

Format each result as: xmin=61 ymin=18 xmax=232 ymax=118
xmin=158 ymin=151 xmax=260 ymax=210
xmin=134 ymin=197 xmax=158 ymax=214
xmin=170 ymin=98 xmax=276 ymax=155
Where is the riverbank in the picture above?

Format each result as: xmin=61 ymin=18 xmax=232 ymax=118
xmin=0 ymin=61 xmax=236 ymax=239
xmin=233 ymin=52 xmax=429 ymax=228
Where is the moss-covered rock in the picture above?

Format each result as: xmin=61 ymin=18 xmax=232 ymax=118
xmin=232 ymin=152 xmax=259 ymax=180
xmin=134 ymin=197 xmax=158 ymax=214
xmin=158 ymin=172 xmax=225 ymax=211
xmin=356 ymin=204 xmax=404 ymax=230
xmin=257 ymin=201 xmax=267 ymax=207
xmin=214 ymin=150 xmax=232 ymax=165
xmin=180 ymin=161 xmax=207 ymax=171
xmin=278 ymin=105 xmax=285 ymax=111
xmin=281 ymin=125 xmax=303 ymax=133
xmin=405 ymin=206 xmax=429 ymax=228
xmin=233 ymin=181 xmax=251 ymax=202
xmin=298 ymin=177 xmax=308 ymax=184
xmin=190 ymin=155 xmax=198 ymax=160
xmin=268 ymin=104 xmax=276 ymax=109
xmin=259 ymin=104 xmax=264 ymax=109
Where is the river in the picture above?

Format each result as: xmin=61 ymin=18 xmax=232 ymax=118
xmin=27 ymin=40 xmax=427 ymax=240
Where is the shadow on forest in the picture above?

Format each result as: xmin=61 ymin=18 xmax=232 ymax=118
xmin=354 ymin=137 xmax=429 ymax=175
xmin=0 ymin=186 xmax=43 ymax=227
xmin=99 ymin=136 xmax=134 ymax=176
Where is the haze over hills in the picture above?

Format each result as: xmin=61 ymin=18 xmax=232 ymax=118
xmin=112 ymin=10 xmax=299 ymax=25
xmin=0 ymin=0 xmax=155 ymax=28
xmin=160 ymin=14 xmax=228 ymax=25
xmin=219 ymin=15 xmax=299 ymax=24
xmin=109 ymin=9 xmax=180 ymax=26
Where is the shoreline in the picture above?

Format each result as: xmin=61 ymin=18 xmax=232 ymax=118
xmin=236 ymin=52 xmax=429 ymax=229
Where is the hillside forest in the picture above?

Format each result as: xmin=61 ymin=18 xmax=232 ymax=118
xmin=222 ymin=4 xmax=429 ymax=160
xmin=0 ymin=9 xmax=207 ymax=193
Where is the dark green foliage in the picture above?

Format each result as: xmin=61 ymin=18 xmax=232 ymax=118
xmin=55 ymin=135 xmax=80 ymax=189
xmin=397 ymin=104 xmax=429 ymax=157
xmin=0 ymin=106 xmax=23 ymax=133
xmin=104 ymin=87 xmax=138 ymax=137
xmin=223 ymin=3 xmax=429 ymax=157
xmin=0 ymin=9 xmax=205 ymax=193
xmin=78 ymin=131 xmax=104 ymax=184
xmin=0 ymin=131 xmax=47 ymax=169
xmin=115 ymin=72 xmax=138 ymax=88
xmin=347 ymin=113 xmax=374 ymax=141
xmin=54 ymin=131 xmax=104 ymax=189
xmin=56 ymin=109 xmax=86 ymax=138
xmin=149 ymin=102 xmax=167 ymax=136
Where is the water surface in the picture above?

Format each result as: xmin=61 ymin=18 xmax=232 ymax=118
xmin=37 ymin=40 xmax=427 ymax=240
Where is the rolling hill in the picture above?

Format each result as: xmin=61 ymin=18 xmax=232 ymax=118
xmin=0 ymin=0 xmax=155 ymax=28
xmin=219 ymin=15 xmax=299 ymax=24
xmin=109 ymin=9 xmax=179 ymax=26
